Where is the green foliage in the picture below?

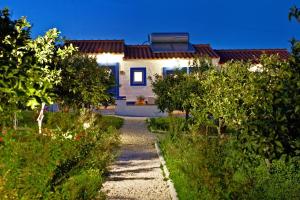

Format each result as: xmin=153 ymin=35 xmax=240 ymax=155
xmin=151 ymin=70 xmax=187 ymax=113
xmin=160 ymin=132 xmax=300 ymax=200
xmin=95 ymin=115 xmax=124 ymax=130
xmin=289 ymin=6 xmax=300 ymax=22
xmin=0 ymin=112 xmax=121 ymax=199
xmin=154 ymin=6 xmax=300 ymax=200
xmin=44 ymin=112 xmax=78 ymax=132
xmin=147 ymin=117 xmax=170 ymax=131
xmin=147 ymin=117 xmax=186 ymax=133
xmin=0 ymin=8 xmax=76 ymax=125
xmin=55 ymin=53 xmax=115 ymax=109
xmin=190 ymin=54 xmax=300 ymax=160
xmin=151 ymin=57 xmax=211 ymax=119
xmin=58 ymin=169 xmax=102 ymax=200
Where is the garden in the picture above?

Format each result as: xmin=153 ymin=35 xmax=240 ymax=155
xmin=148 ymin=7 xmax=300 ymax=200
xmin=0 ymin=8 xmax=122 ymax=199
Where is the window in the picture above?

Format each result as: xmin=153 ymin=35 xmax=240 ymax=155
xmin=162 ymin=67 xmax=187 ymax=77
xmin=130 ymin=67 xmax=147 ymax=86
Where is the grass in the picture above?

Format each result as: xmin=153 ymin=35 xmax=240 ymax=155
xmin=97 ymin=115 xmax=124 ymax=130
xmin=146 ymin=116 xmax=186 ymax=133
xmin=16 ymin=110 xmax=124 ymax=130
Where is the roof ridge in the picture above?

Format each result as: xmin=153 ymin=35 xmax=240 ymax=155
xmin=215 ymin=48 xmax=288 ymax=51
xmin=126 ymin=44 xmax=149 ymax=47
xmin=66 ymin=39 xmax=124 ymax=42
xmin=193 ymin=44 xmax=211 ymax=46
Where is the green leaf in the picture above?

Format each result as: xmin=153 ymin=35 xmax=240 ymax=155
xmin=26 ymin=98 xmax=40 ymax=109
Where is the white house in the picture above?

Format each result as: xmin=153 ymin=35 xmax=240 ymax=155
xmin=67 ymin=33 xmax=289 ymax=117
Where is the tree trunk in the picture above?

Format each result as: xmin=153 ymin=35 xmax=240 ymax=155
xmin=218 ymin=117 xmax=226 ymax=138
xmin=185 ymin=110 xmax=189 ymax=121
xmin=13 ymin=112 xmax=18 ymax=130
xmin=37 ymin=103 xmax=45 ymax=134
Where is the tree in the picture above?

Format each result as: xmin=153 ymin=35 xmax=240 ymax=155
xmin=190 ymin=53 xmax=300 ymax=160
xmin=54 ymin=53 xmax=115 ymax=109
xmin=289 ymin=6 xmax=300 ymax=22
xmin=151 ymin=57 xmax=211 ymax=120
xmin=0 ymin=8 xmax=76 ymax=131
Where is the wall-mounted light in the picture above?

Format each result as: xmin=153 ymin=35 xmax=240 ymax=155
xmin=97 ymin=53 xmax=119 ymax=64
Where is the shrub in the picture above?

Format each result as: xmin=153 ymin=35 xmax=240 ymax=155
xmin=0 ymin=112 xmax=120 ymax=200
xmin=160 ymin=131 xmax=300 ymax=200
xmin=147 ymin=117 xmax=171 ymax=131
xmin=44 ymin=112 xmax=79 ymax=131
xmin=58 ymin=169 xmax=102 ymax=200
xmin=147 ymin=117 xmax=186 ymax=133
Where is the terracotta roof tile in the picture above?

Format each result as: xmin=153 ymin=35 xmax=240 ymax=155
xmin=215 ymin=49 xmax=290 ymax=63
xmin=66 ymin=40 xmax=124 ymax=54
xmin=124 ymin=44 xmax=219 ymax=59
xmin=66 ymin=40 xmax=290 ymax=63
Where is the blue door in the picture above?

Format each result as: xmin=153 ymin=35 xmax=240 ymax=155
xmin=107 ymin=64 xmax=119 ymax=98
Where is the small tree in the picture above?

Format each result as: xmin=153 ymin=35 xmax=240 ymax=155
xmin=55 ymin=53 xmax=115 ymax=110
xmin=0 ymin=8 xmax=76 ymax=132
xmin=151 ymin=57 xmax=212 ymax=120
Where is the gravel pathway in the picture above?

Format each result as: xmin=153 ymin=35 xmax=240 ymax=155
xmin=101 ymin=117 xmax=171 ymax=200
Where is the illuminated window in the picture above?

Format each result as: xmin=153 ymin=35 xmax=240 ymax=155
xmin=130 ymin=67 xmax=146 ymax=86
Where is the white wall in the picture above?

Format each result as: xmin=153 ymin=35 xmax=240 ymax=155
xmin=93 ymin=53 xmax=219 ymax=101
xmin=120 ymin=58 xmax=219 ymax=101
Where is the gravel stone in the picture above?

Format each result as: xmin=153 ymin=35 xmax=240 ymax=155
xmin=101 ymin=117 xmax=171 ymax=200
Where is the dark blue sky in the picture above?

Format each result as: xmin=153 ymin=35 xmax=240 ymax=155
xmin=1 ymin=0 xmax=300 ymax=49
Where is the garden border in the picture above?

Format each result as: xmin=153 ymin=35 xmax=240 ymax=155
xmin=155 ymin=141 xmax=178 ymax=200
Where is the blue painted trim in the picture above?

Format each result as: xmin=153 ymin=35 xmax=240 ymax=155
xmin=130 ymin=67 xmax=147 ymax=86
xmin=117 ymin=96 xmax=126 ymax=100
xmin=126 ymin=101 xmax=136 ymax=105
xmin=162 ymin=66 xmax=188 ymax=77
xmin=101 ymin=63 xmax=120 ymax=99
xmin=115 ymin=63 xmax=120 ymax=98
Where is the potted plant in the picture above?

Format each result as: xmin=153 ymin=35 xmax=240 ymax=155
xmin=136 ymin=95 xmax=146 ymax=105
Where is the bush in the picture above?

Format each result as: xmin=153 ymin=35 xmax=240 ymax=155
xmin=147 ymin=117 xmax=171 ymax=131
xmin=58 ymin=169 xmax=102 ymax=200
xmin=44 ymin=112 xmax=79 ymax=131
xmin=0 ymin=112 xmax=121 ymax=200
xmin=160 ymin=131 xmax=300 ymax=200
xmin=147 ymin=117 xmax=186 ymax=132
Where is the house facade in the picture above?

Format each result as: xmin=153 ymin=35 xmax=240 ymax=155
xmin=67 ymin=33 xmax=289 ymax=117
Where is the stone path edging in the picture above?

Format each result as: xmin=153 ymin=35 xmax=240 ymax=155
xmin=154 ymin=142 xmax=178 ymax=200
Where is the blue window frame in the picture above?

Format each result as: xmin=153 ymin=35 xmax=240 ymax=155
xmin=130 ymin=67 xmax=147 ymax=86
xmin=162 ymin=67 xmax=188 ymax=77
